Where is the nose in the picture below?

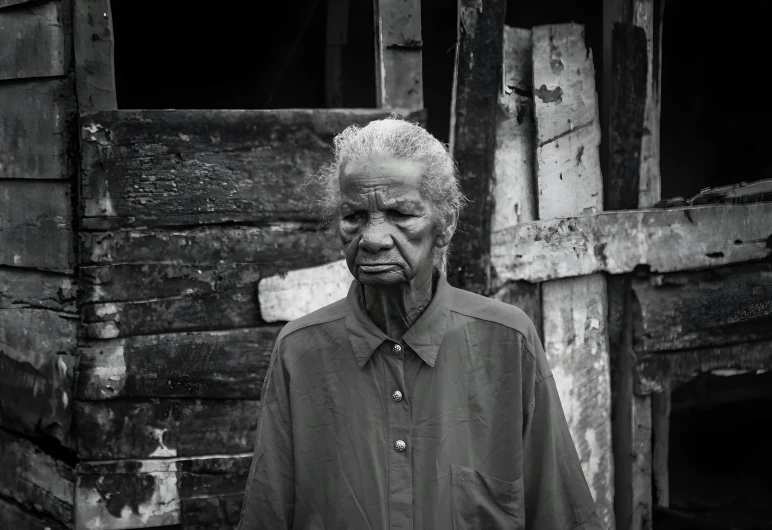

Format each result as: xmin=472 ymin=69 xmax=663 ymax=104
xmin=358 ymin=220 xmax=394 ymax=253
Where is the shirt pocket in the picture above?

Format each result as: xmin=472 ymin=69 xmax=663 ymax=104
xmin=450 ymin=464 xmax=525 ymax=530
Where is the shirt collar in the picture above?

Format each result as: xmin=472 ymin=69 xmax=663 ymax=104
xmin=344 ymin=272 xmax=452 ymax=369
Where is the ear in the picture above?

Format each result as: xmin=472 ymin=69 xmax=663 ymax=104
xmin=435 ymin=210 xmax=458 ymax=249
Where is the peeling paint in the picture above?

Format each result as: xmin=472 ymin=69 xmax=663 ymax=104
xmin=148 ymin=428 xmax=177 ymax=457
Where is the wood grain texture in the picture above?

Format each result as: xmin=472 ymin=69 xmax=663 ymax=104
xmin=651 ymin=389 xmax=670 ymax=507
xmin=374 ymin=0 xmax=423 ymax=109
xmin=532 ymin=23 xmax=614 ymax=527
xmin=0 ymin=497 xmax=68 ymax=530
xmin=0 ymin=0 xmax=67 ymax=80
xmin=491 ymin=202 xmax=772 ymax=283
xmin=0 ymin=77 xmax=76 ymax=179
xmin=0 ymin=429 xmax=74 ymax=526
xmin=79 ymin=109 xmax=423 ymax=228
xmin=75 ymin=399 xmax=259 ymax=460
xmin=0 ymin=180 xmax=75 ymax=272
xmin=447 ymin=0 xmax=507 ymax=294
xmin=73 ymin=0 xmax=117 ymax=112
xmin=76 ymin=455 xmax=250 ymax=530
xmin=636 ymin=339 xmax=772 ymax=394
xmin=632 ymin=261 xmax=772 ymax=353
xmin=76 ymin=327 xmax=278 ymax=400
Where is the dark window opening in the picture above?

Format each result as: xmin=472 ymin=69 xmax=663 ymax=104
xmin=658 ymin=371 xmax=772 ymax=529
xmin=111 ymin=0 xmax=375 ymax=109
xmin=660 ymin=0 xmax=772 ymax=201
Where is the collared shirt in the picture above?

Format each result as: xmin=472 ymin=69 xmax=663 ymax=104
xmin=239 ymin=273 xmax=602 ymax=530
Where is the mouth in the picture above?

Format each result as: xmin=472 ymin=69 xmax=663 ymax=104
xmin=358 ymin=264 xmax=399 ymax=273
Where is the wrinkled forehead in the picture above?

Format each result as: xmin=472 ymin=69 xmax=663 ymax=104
xmin=339 ymin=157 xmax=427 ymax=201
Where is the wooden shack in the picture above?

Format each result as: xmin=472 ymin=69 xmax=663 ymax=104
xmin=1 ymin=0 xmax=770 ymax=529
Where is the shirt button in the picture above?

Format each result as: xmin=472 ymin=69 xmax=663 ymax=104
xmin=391 ymin=390 xmax=403 ymax=402
xmin=391 ymin=344 xmax=403 ymax=355
xmin=394 ymin=440 xmax=406 ymax=452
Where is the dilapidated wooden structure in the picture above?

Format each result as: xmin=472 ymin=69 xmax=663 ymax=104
xmin=1 ymin=0 xmax=770 ymax=529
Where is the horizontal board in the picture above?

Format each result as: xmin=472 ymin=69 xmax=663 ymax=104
xmin=0 ymin=496 xmax=68 ymax=530
xmin=76 ymin=328 xmax=278 ymax=400
xmin=0 ymin=268 xmax=76 ymax=312
xmin=80 ymin=109 xmax=423 ymax=228
xmin=491 ymin=203 xmax=772 ymax=283
xmin=636 ymin=339 xmax=772 ymax=394
xmin=0 ymin=77 xmax=75 ymax=179
xmin=76 ymin=455 xmax=250 ymax=530
xmin=0 ymin=429 xmax=74 ymax=526
xmin=0 ymin=0 xmax=67 ymax=80
xmin=75 ymin=398 xmax=259 ymax=460
xmin=0 ymin=180 xmax=75 ymax=272
xmin=632 ymin=261 xmax=772 ymax=353
xmin=656 ymin=177 xmax=772 ymax=207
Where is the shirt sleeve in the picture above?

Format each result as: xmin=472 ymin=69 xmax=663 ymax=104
xmin=238 ymin=339 xmax=295 ymax=530
xmin=521 ymin=325 xmax=604 ymax=530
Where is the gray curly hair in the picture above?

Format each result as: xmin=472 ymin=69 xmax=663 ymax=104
xmin=310 ymin=115 xmax=466 ymax=272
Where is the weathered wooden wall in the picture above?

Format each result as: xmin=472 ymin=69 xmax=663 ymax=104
xmin=0 ymin=0 xmax=77 ymax=527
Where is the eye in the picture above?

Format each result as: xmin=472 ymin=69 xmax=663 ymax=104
xmin=342 ymin=211 xmax=365 ymax=222
xmin=389 ymin=210 xmax=414 ymax=219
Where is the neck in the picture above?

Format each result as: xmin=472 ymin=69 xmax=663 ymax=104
xmin=363 ymin=271 xmax=435 ymax=340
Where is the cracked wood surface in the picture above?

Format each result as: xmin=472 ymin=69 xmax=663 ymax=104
xmin=532 ymin=23 xmax=614 ymax=528
xmin=79 ymin=109 xmax=423 ymax=229
xmin=491 ymin=202 xmax=772 ymax=284
xmin=0 ymin=0 xmax=67 ymax=80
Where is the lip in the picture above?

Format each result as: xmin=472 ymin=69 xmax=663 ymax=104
xmin=358 ymin=264 xmax=399 ymax=273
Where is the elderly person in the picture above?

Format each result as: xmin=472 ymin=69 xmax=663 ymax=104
xmin=238 ymin=118 xmax=601 ymax=529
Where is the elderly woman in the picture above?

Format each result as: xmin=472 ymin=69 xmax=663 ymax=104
xmin=238 ymin=118 xmax=601 ymax=529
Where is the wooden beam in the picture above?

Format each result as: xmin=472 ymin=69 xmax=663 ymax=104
xmin=636 ymin=339 xmax=772 ymax=394
xmin=0 ymin=429 xmax=74 ymax=527
xmin=76 ymin=327 xmax=279 ymax=400
xmin=75 ymin=455 xmax=250 ymax=530
xmin=0 ymin=78 xmax=76 ymax=179
xmin=632 ymin=261 xmax=772 ymax=353
xmin=0 ymin=496 xmax=68 ymax=530
xmin=491 ymin=202 xmax=772 ymax=283
xmin=651 ymin=389 xmax=670 ymax=508
xmin=489 ymin=26 xmax=542 ymax=334
xmin=532 ymin=23 xmax=614 ymax=527
xmin=373 ymin=0 xmax=423 ymax=110
xmin=0 ymin=0 xmax=67 ymax=80
xmin=79 ymin=109 xmax=424 ymax=229
xmin=325 ymin=0 xmax=349 ymax=107
xmin=75 ymin=399 xmax=259 ymax=460
xmin=447 ymin=0 xmax=506 ymax=294
xmin=0 ymin=180 xmax=75 ymax=272
xmin=73 ymin=0 xmax=117 ymax=112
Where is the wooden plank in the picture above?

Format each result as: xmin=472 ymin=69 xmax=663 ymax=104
xmin=0 ymin=0 xmax=67 ymax=80
xmin=0 ymin=180 xmax=75 ymax=272
xmin=76 ymin=327 xmax=278 ymax=400
xmin=79 ymin=223 xmax=341 ymax=266
xmin=258 ymin=259 xmax=352 ymax=322
xmin=0 ymin=268 xmax=76 ymax=312
xmin=374 ymin=0 xmax=423 ymax=110
xmin=0 ymin=497 xmax=68 ymax=530
xmin=73 ymin=0 xmax=117 ymax=112
xmin=75 ymin=455 xmax=250 ymax=530
xmin=79 ymin=109 xmax=423 ymax=228
xmin=0 ymin=0 xmax=38 ymax=8
xmin=491 ymin=202 xmax=772 ymax=283
xmin=0 ymin=78 xmax=76 ymax=180
xmin=636 ymin=339 xmax=772 ymax=394
xmin=447 ymin=0 xmax=507 ymax=294
xmin=75 ymin=399 xmax=259 ymax=460
xmin=632 ymin=261 xmax=772 ymax=353
xmin=0 ymin=429 xmax=74 ymax=526
xmin=532 ymin=23 xmax=614 ymax=527
xmin=687 ymin=177 xmax=772 ymax=206
xmin=325 ymin=0 xmax=349 ymax=107
xmin=651 ymin=389 xmax=670 ymax=508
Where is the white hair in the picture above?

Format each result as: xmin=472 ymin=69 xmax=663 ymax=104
xmin=310 ymin=115 xmax=466 ymax=272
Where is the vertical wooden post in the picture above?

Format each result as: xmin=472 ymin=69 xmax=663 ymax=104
xmin=651 ymin=389 xmax=670 ymax=507
xmin=325 ymin=0 xmax=349 ymax=107
xmin=531 ymin=23 xmax=615 ymax=528
xmin=373 ymin=0 xmax=423 ymax=110
xmin=73 ymin=0 xmax=117 ymax=111
xmin=490 ymin=26 xmax=542 ymax=336
xmin=605 ymin=21 xmax=651 ymax=530
xmin=447 ymin=0 xmax=507 ymax=294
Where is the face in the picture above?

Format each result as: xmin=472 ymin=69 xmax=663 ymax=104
xmin=339 ymin=157 xmax=452 ymax=287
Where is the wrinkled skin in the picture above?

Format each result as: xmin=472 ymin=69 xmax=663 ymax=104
xmin=338 ymin=157 xmax=456 ymax=338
